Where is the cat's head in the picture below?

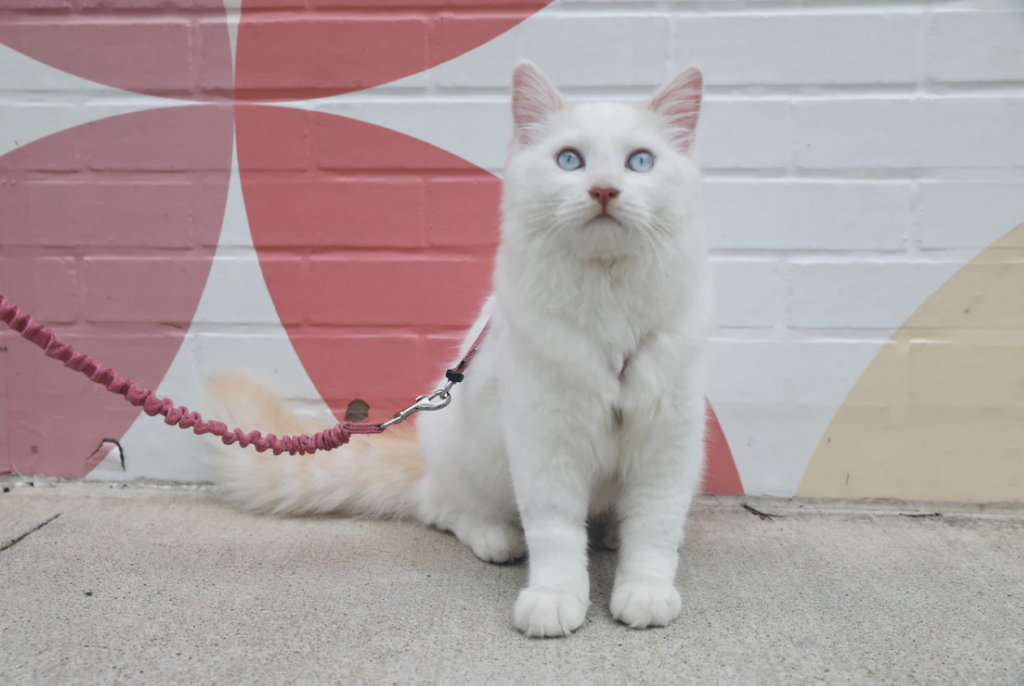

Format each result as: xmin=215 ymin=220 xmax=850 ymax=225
xmin=502 ymin=61 xmax=703 ymax=260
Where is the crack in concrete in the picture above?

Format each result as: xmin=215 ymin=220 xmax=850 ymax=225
xmin=0 ymin=513 xmax=61 ymax=552
xmin=86 ymin=438 xmax=125 ymax=471
xmin=742 ymin=502 xmax=782 ymax=521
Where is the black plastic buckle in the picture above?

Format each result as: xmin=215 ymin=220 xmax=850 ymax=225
xmin=445 ymin=369 xmax=465 ymax=384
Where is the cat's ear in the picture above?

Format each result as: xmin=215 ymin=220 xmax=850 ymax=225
xmin=511 ymin=61 xmax=564 ymax=147
xmin=649 ymin=66 xmax=703 ymax=153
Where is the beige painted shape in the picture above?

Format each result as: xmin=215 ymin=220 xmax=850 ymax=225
xmin=799 ymin=222 xmax=1024 ymax=502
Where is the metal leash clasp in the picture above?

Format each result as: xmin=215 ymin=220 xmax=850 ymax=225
xmin=380 ymin=380 xmax=455 ymax=429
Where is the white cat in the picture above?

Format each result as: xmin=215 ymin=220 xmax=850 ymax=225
xmin=211 ymin=61 xmax=713 ymax=638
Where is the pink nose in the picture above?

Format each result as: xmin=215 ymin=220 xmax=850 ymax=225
xmin=589 ymin=186 xmax=620 ymax=209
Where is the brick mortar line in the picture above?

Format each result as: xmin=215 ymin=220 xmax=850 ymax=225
xmin=3 ymin=87 xmax=1024 ymax=103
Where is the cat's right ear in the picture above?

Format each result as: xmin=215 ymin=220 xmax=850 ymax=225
xmin=511 ymin=61 xmax=564 ymax=147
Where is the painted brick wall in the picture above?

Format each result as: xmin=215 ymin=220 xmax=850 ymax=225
xmin=1 ymin=0 xmax=1023 ymax=500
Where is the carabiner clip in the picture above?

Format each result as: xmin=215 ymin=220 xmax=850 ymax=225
xmin=380 ymin=382 xmax=454 ymax=429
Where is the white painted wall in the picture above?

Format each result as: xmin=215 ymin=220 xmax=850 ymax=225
xmin=2 ymin=0 xmax=1022 ymax=494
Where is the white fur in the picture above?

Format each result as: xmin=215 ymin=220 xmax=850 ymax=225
xmin=212 ymin=61 xmax=713 ymax=638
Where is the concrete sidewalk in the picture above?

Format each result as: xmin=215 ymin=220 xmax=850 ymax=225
xmin=1 ymin=481 xmax=1022 ymax=685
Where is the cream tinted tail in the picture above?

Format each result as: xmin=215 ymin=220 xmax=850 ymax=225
xmin=207 ymin=374 xmax=424 ymax=519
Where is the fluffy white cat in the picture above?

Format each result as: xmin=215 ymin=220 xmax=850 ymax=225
xmin=211 ymin=61 xmax=713 ymax=638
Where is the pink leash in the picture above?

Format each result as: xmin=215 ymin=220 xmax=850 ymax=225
xmin=0 ymin=293 xmax=489 ymax=456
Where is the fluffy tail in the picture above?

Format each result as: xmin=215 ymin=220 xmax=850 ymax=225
xmin=207 ymin=374 xmax=424 ymax=519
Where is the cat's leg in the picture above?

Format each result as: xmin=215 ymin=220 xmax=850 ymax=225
xmin=420 ymin=467 xmax=524 ymax=563
xmin=508 ymin=431 xmax=593 ymax=637
xmin=417 ymin=466 xmax=526 ymax=564
xmin=416 ymin=373 xmax=525 ymax=564
xmin=502 ymin=380 xmax=608 ymax=637
xmin=451 ymin=518 xmax=526 ymax=564
xmin=612 ymin=356 xmax=705 ymax=629
xmin=611 ymin=412 xmax=702 ymax=628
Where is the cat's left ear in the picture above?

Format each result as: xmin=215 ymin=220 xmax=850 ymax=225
xmin=649 ymin=66 xmax=703 ymax=153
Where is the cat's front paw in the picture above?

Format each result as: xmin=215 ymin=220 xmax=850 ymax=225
xmin=610 ymin=580 xmax=681 ymax=629
xmin=513 ymin=587 xmax=589 ymax=638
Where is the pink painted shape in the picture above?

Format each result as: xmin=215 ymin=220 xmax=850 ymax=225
xmin=0 ymin=0 xmax=231 ymax=100
xmin=0 ymin=106 xmax=233 ymax=477
xmin=236 ymin=105 xmax=497 ymax=420
xmin=0 ymin=333 xmax=7 ymax=476
xmin=703 ymin=400 xmax=743 ymax=496
xmin=234 ymin=0 xmax=553 ymax=101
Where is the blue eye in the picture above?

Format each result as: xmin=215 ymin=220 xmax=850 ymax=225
xmin=556 ymin=149 xmax=584 ymax=171
xmin=627 ymin=150 xmax=654 ymax=172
